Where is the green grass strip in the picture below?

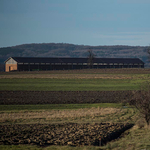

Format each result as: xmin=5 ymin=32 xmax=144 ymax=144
xmin=0 ymin=103 xmax=123 ymax=111
xmin=0 ymin=78 xmax=142 ymax=91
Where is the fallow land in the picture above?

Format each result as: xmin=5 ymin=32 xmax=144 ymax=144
xmin=0 ymin=68 xmax=150 ymax=150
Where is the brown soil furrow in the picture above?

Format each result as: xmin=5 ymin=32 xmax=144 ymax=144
xmin=0 ymin=91 xmax=132 ymax=105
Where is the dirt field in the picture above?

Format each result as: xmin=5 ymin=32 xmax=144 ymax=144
xmin=0 ymin=91 xmax=133 ymax=104
xmin=1 ymin=68 xmax=150 ymax=79
xmin=1 ymin=68 xmax=150 ymax=75
xmin=0 ymin=122 xmax=133 ymax=146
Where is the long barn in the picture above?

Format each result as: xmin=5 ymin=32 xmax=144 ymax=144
xmin=5 ymin=57 xmax=144 ymax=72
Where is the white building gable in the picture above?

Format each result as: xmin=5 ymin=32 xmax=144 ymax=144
xmin=6 ymin=58 xmax=17 ymax=64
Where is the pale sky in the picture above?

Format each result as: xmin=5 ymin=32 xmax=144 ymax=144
xmin=0 ymin=0 xmax=150 ymax=47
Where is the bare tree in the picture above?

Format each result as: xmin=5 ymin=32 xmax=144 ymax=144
xmin=148 ymin=49 xmax=150 ymax=55
xmin=87 ymin=49 xmax=96 ymax=68
xmin=147 ymin=46 xmax=150 ymax=61
xmin=129 ymin=82 xmax=150 ymax=126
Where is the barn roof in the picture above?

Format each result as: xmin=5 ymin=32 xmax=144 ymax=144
xmin=5 ymin=57 xmax=144 ymax=64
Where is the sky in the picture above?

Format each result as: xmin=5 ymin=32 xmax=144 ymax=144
xmin=0 ymin=0 xmax=150 ymax=47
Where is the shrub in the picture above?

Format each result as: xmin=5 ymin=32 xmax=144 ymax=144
xmin=129 ymin=82 xmax=150 ymax=126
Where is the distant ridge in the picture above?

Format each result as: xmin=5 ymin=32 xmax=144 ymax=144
xmin=0 ymin=43 xmax=149 ymax=68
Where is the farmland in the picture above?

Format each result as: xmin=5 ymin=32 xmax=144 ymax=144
xmin=0 ymin=69 xmax=150 ymax=91
xmin=0 ymin=78 xmax=144 ymax=91
xmin=0 ymin=68 xmax=150 ymax=150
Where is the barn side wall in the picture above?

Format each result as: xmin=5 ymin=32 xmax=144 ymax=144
xmin=17 ymin=63 xmax=144 ymax=71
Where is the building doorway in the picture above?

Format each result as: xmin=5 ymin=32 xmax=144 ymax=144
xmin=9 ymin=66 xmax=13 ymax=72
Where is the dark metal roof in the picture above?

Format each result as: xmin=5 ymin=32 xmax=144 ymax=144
xmin=7 ymin=57 xmax=144 ymax=64
xmin=94 ymin=58 xmax=144 ymax=64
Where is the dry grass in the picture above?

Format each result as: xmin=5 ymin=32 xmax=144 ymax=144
xmin=0 ymin=73 xmax=150 ymax=80
xmin=1 ymin=68 xmax=150 ymax=74
xmin=0 ymin=107 xmax=137 ymax=124
xmin=105 ymin=125 xmax=150 ymax=150
xmin=1 ymin=68 xmax=150 ymax=79
xmin=0 ymin=107 xmax=118 ymax=124
xmin=0 ymin=73 xmax=131 ymax=79
xmin=0 ymin=107 xmax=119 ymax=123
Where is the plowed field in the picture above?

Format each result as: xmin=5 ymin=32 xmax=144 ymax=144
xmin=0 ymin=91 xmax=133 ymax=105
xmin=0 ymin=123 xmax=133 ymax=146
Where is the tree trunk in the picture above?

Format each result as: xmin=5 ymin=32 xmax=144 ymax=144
xmin=145 ymin=114 xmax=150 ymax=126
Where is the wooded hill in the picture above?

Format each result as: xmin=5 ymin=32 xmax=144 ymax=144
xmin=0 ymin=43 xmax=149 ymax=69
